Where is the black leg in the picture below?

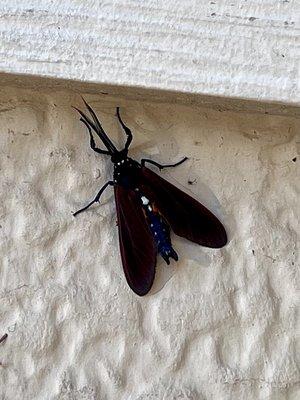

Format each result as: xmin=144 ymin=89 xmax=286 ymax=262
xmin=80 ymin=118 xmax=110 ymax=155
xmin=73 ymin=181 xmax=114 ymax=217
xmin=141 ymin=157 xmax=188 ymax=170
xmin=116 ymin=107 xmax=133 ymax=149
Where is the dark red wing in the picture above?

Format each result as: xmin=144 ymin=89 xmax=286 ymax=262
xmin=139 ymin=167 xmax=227 ymax=248
xmin=114 ymin=185 xmax=156 ymax=296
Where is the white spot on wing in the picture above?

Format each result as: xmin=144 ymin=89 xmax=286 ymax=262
xmin=141 ymin=196 xmax=149 ymax=205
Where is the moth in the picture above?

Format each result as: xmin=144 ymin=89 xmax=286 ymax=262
xmin=73 ymin=100 xmax=227 ymax=296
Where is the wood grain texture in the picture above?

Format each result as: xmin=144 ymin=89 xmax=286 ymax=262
xmin=0 ymin=1 xmax=299 ymax=107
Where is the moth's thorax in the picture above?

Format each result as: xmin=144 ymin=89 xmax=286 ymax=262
xmin=113 ymin=157 xmax=141 ymax=187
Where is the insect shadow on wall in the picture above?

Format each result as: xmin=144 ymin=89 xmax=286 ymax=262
xmin=73 ymin=100 xmax=227 ymax=296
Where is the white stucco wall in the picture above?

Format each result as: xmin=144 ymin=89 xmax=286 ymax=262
xmin=0 ymin=87 xmax=299 ymax=399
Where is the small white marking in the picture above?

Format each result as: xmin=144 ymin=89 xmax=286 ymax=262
xmin=141 ymin=196 xmax=149 ymax=205
xmin=121 ymin=159 xmax=125 ymax=164
xmin=117 ymin=162 xmax=120 ymax=166
xmin=148 ymin=205 xmax=152 ymax=211
xmin=150 ymin=224 xmax=153 ymax=227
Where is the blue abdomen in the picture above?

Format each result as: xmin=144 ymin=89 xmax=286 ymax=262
xmin=140 ymin=195 xmax=178 ymax=264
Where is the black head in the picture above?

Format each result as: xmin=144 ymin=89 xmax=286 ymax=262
xmin=111 ymin=149 xmax=128 ymax=164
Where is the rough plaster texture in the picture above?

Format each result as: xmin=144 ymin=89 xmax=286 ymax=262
xmin=0 ymin=0 xmax=299 ymax=108
xmin=0 ymin=87 xmax=299 ymax=400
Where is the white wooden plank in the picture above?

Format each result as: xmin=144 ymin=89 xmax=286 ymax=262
xmin=0 ymin=0 xmax=299 ymax=108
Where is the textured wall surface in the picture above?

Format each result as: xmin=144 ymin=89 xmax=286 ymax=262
xmin=0 ymin=87 xmax=299 ymax=399
xmin=0 ymin=0 xmax=299 ymax=107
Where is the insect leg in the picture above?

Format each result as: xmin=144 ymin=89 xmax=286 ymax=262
xmin=80 ymin=118 xmax=110 ymax=155
xmin=116 ymin=107 xmax=133 ymax=149
xmin=73 ymin=181 xmax=114 ymax=216
xmin=141 ymin=157 xmax=188 ymax=170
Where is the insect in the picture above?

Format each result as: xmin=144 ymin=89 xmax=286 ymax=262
xmin=0 ymin=333 xmax=7 ymax=344
xmin=73 ymin=100 xmax=227 ymax=296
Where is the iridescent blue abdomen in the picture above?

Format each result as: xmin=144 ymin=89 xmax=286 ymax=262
xmin=139 ymin=194 xmax=178 ymax=264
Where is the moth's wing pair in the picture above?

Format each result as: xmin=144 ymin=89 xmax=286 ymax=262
xmin=115 ymin=167 xmax=227 ymax=296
